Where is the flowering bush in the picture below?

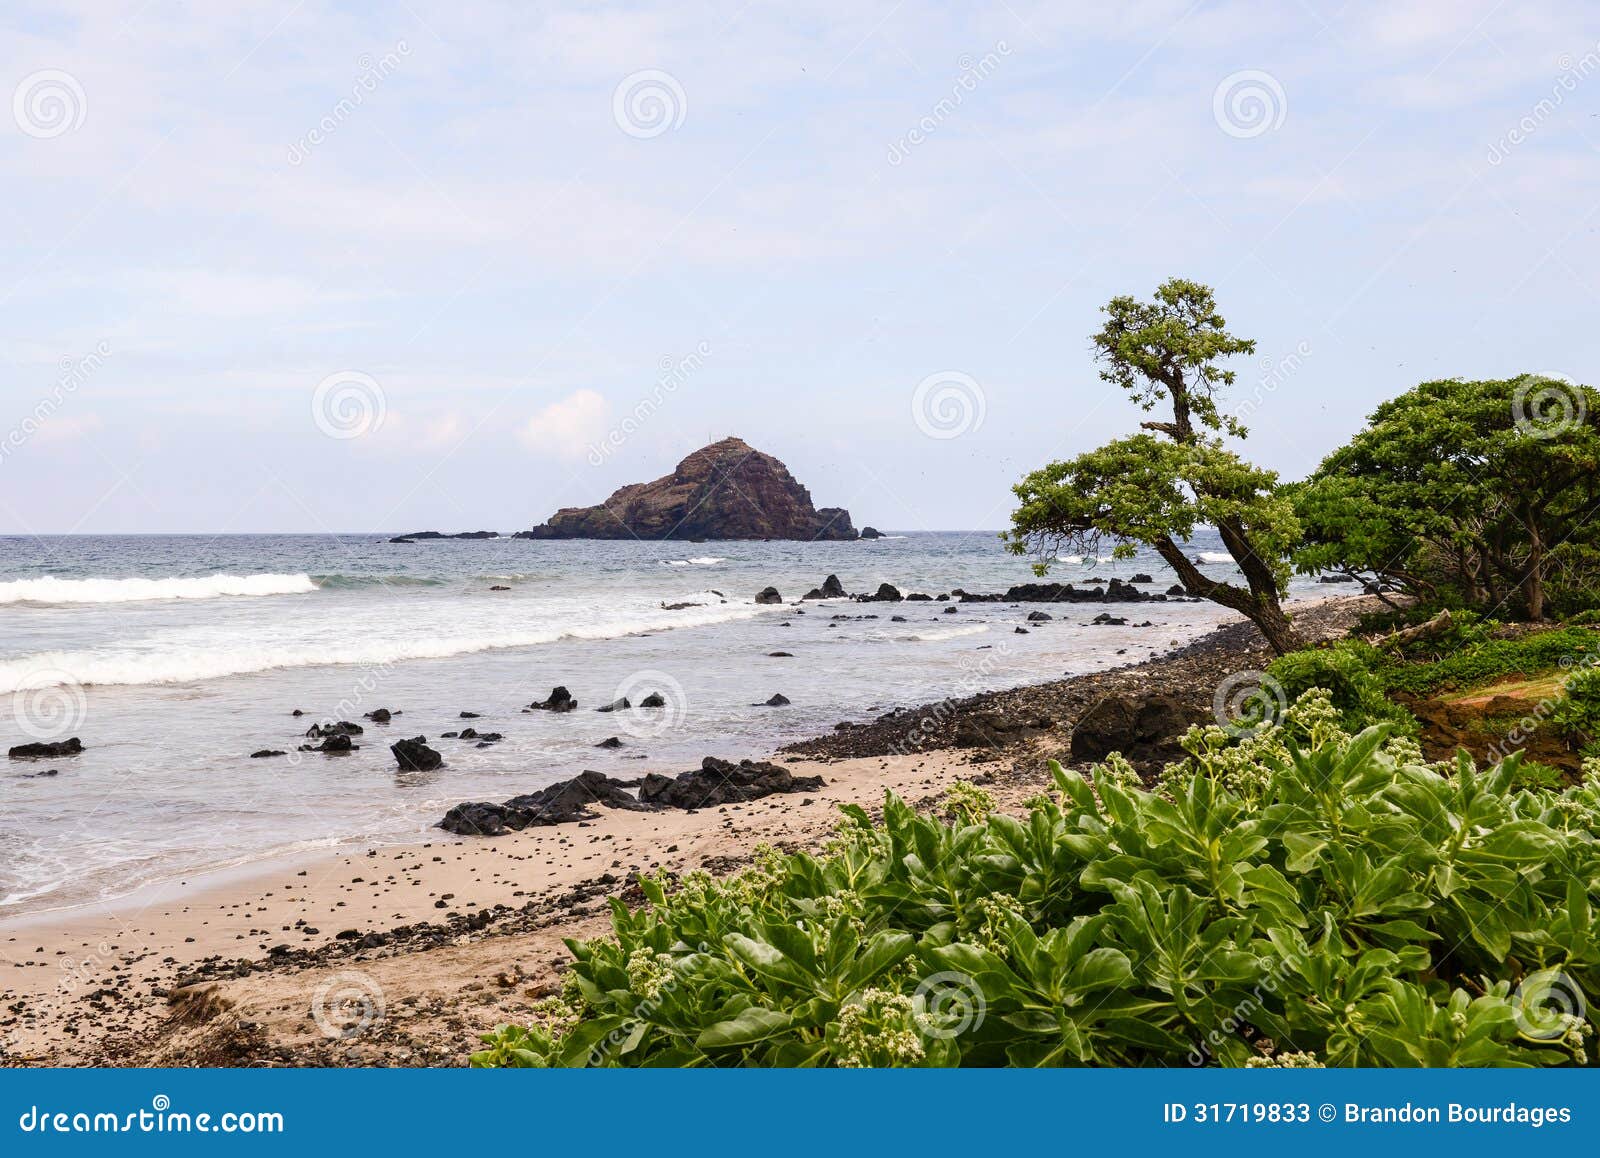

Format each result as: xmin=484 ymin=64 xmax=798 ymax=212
xmin=473 ymin=709 xmax=1598 ymax=1068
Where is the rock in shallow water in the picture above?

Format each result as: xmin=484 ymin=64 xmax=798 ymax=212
xmin=9 ymin=737 xmax=83 ymax=759
xmin=306 ymin=720 xmax=363 ymax=738
xmin=300 ymin=734 xmax=356 ymax=754
xmin=528 ymin=686 xmax=576 ymax=712
xmin=391 ymin=736 xmax=442 ymax=772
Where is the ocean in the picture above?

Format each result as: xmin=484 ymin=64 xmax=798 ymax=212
xmin=0 ymin=530 xmax=1326 ymax=914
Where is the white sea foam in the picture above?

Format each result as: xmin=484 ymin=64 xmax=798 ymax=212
xmin=900 ymin=624 xmax=990 ymax=642
xmin=661 ymin=557 xmax=726 ymax=566
xmin=0 ymin=572 xmax=318 ymax=605
xmin=0 ymin=601 xmax=780 ymax=692
xmin=1196 ymin=552 xmax=1234 ymax=564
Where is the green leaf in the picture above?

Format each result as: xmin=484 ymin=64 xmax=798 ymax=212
xmin=695 ymin=1007 xmax=794 ymax=1050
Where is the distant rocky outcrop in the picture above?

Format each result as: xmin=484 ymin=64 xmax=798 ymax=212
xmin=515 ymin=437 xmax=858 ymax=541
xmin=390 ymin=530 xmax=499 ymax=542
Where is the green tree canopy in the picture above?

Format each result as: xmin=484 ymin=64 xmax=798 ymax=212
xmin=1293 ymin=375 xmax=1600 ymax=620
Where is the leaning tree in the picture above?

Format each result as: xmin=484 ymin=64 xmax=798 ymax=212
xmin=1004 ymin=278 xmax=1304 ymax=654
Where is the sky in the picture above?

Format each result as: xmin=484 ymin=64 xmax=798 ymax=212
xmin=1 ymin=0 xmax=1598 ymax=534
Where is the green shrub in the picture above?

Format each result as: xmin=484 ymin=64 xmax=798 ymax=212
xmin=1512 ymin=760 xmax=1570 ymax=792
xmin=473 ymin=713 xmax=1599 ymax=1069
xmin=1265 ymin=640 xmax=1412 ymax=731
xmin=1565 ymin=610 xmax=1600 ymax=627
xmin=1381 ymin=627 xmax=1600 ymax=696
xmin=1552 ymin=666 xmax=1600 ymax=742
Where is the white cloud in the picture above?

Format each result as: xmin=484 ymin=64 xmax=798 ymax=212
xmin=516 ymin=389 xmax=611 ymax=459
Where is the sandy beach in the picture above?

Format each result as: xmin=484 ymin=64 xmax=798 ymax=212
xmin=1 ymin=749 xmax=1041 ymax=1066
xmin=0 ymin=596 xmax=1373 ymax=1068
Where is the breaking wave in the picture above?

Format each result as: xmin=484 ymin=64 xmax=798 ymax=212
xmin=0 ymin=601 xmax=782 ymax=692
xmin=0 ymin=573 xmax=318 ymax=605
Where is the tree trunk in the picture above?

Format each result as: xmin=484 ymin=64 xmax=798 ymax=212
xmin=1247 ymin=597 xmax=1305 ymax=656
xmin=1522 ymin=533 xmax=1546 ymax=620
xmin=1152 ymin=536 xmax=1304 ymax=655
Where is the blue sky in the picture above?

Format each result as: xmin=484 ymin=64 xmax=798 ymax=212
xmin=2 ymin=0 xmax=1597 ymax=534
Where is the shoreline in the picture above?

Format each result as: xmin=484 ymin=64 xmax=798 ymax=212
xmin=0 ymin=594 xmax=1377 ymax=1067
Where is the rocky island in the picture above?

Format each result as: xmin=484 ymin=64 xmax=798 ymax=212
xmin=515 ymin=436 xmax=859 ymax=541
